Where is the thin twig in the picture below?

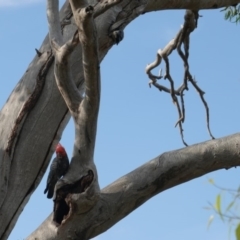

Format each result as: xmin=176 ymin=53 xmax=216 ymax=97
xmin=188 ymin=75 xmax=215 ymax=139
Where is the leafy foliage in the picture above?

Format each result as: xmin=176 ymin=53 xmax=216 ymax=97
xmin=236 ymin=224 xmax=240 ymax=240
xmin=207 ymin=179 xmax=240 ymax=240
xmin=222 ymin=4 xmax=240 ymax=23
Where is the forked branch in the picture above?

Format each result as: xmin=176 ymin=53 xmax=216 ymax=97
xmin=146 ymin=10 xmax=214 ymax=146
xmin=47 ymin=0 xmax=101 ymax=226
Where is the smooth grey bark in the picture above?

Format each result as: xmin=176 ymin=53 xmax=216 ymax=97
xmin=28 ymin=133 xmax=240 ymax=240
xmin=0 ymin=0 xmax=239 ymax=239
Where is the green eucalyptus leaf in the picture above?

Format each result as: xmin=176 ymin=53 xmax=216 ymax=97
xmin=207 ymin=215 xmax=214 ymax=229
xmin=235 ymin=224 xmax=240 ymax=240
xmin=215 ymin=194 xmax=223 ymax=221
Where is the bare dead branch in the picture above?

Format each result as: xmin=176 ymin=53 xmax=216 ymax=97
xmin=74 ymin=4 xmax=100 ymax=109
xmin=27 ymin=133 xmax=240 ymax=240
xmin=162 ymin=55 xmax=187 ymax=146
xmin=52 ymin=33 xmax=82 ymax=116
xmin=35 ymin=48 xmax=42 ymax=57
xmin=146 ymin=9 xmax=214 ymax=145
xmin=47 ymin=0 xmax=63 ymax=46
xmin=46 ymin=0 xmax=101 ymax=227
xmin=189 ymin=75 xmax=215 ymax=139
xmin=146 ymin=54 xmax=163 ymax=87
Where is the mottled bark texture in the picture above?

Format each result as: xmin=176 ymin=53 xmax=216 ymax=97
xmin=0 ymin=0 xmax=239 ymax=240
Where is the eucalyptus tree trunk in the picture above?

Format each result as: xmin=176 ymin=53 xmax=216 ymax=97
xmin=0 ymin=0 xmax=239 ymax=240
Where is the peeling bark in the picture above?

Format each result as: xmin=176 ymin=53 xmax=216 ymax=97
xmin=6 ymin=52 xmax=54 ymax=156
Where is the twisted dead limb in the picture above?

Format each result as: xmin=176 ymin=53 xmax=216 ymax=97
xmin=146 ymin=10 xmax=214 ymax=146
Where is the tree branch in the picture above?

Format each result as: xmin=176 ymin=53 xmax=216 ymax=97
xmin=52 ymin=33 xmax=82 ymax=115
xmin=146 ymin=10 xmax=214 ymax=146
xmin=145 ymin=0 xmax=240 ymax=12
xmin=47 ymin=0 xmax=63 ymax=45
xmin=27 ymin=133 xmax=240 ymax=240
xmin=46 ymin=0 xmax=101 ymax=227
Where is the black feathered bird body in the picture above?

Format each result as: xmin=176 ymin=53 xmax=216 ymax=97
xmin=44 ymin=154 xmax=69 ymax=199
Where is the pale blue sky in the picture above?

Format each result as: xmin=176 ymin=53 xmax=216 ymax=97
xmin=1 ymin=1 xmax=240 ymax=240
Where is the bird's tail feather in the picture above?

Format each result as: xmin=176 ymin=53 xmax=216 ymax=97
xmin=47 ymin=187 xmax=54 ymax=199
